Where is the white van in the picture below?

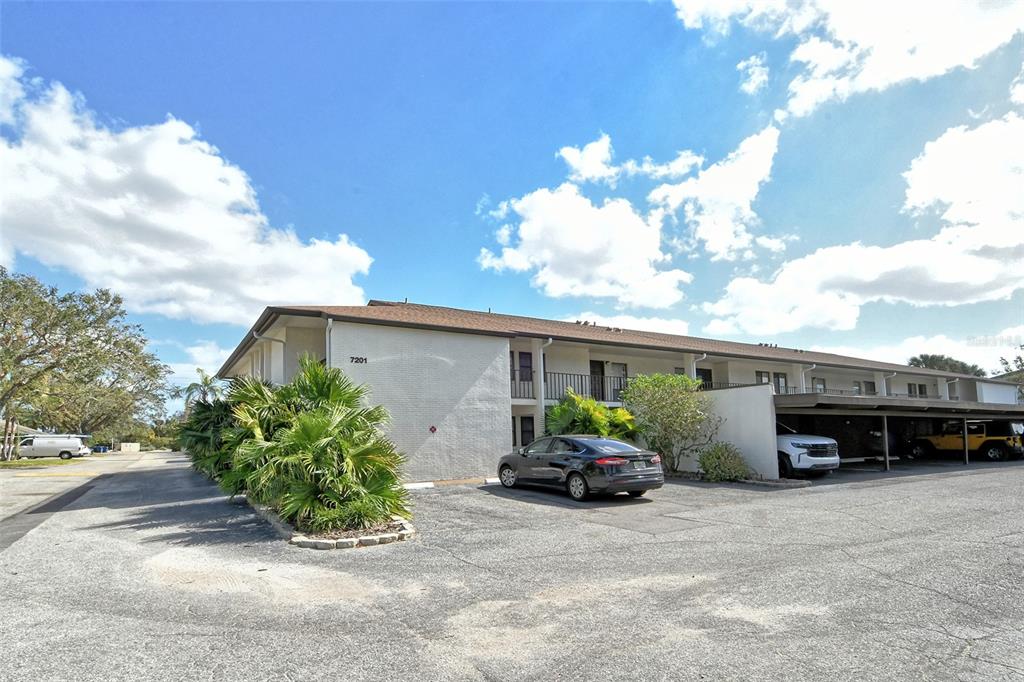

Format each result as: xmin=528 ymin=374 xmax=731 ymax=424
xmin=18 ymin=435 xmax=91 ymax=460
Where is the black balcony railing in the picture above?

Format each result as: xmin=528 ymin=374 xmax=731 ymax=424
xmin=510 ymin=369 xmax=534 ymax=399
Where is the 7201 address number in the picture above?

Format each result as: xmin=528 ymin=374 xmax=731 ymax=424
xmin=350 ymin=356 xmax=368 ymax=364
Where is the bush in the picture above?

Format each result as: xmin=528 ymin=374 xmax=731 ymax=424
xmin=545 ymin=389 xmax=637 ymax=440
xmin=620 ymin=373 xmax=721 ymax=472
xmin=698 ymin=442 xmax=750 ymax=482
xmin=178 ymin=356 xmax=409 ymax=532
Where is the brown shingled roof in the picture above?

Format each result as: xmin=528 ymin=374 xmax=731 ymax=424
xmin=217 ymin=300 xmax=1012 ymax=384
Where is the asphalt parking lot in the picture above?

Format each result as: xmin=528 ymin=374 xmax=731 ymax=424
xmin=2 ymin=452 xmax=1023 ymax=681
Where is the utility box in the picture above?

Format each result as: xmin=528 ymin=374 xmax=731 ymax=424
xmin=119 ymin=442 xmax=141 ymax=453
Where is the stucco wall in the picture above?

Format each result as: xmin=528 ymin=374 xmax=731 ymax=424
xmin=284 ymin=327 xmax=326 ymax=381
xmin=330 ymin=322 xmax=511 ymax=481
xmin=702 ymin=384 xmax=779 ymax=480
xmin=976 ymin=382 xmax=1018 ymax=405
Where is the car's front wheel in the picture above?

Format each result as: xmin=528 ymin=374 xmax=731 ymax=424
xmin=909 ymin=441 xmax=932 ymax=460
xmin=778 ymin=452 xmax=794 ymax=478
xmin=566 ymin=473 xmax=590 ymax=501
xmin=627 ymin=490 xmax=646 ymax=498
xmin=498 ymin=465 xmax=517 ymax=488
xmin=59 ymin=451 xmax=73 ymax=460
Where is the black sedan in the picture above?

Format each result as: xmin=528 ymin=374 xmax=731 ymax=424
xmin=497 ymin=435 xmax=663 ymax=501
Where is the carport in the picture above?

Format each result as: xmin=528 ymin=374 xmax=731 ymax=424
xmin=774 ymin=394 xmax=1024 ymax=471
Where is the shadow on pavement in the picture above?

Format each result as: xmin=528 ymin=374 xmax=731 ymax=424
xmin=480 ymin=483 xmax=655 ymax=509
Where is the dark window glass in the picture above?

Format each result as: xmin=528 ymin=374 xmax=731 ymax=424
xmin=519 ymin=352 xmax=533 ymax=376
xmin=551 ymin=438 xmax=578 ymax=454
xmin=864 ymin=381 xmax=876 ymax=395
xmin=755 ymin=371 xmax=770 ymax=384
xmin=520 ymin=416 xmax=535 ymax=447
xmin=773 ymin=373 xmax=788 ymax=393
xmin=578 ymin=438 xmax=641 ymax=453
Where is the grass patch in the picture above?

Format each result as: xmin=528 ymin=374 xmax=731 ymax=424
xmin=0 ymin=458 xmax=81 ymax=469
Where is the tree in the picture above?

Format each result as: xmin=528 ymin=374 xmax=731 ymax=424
xmin=0 ymin=267 xmax=171 ymax=459
xmin=620 ymin=373 xmax=721 ymax=473
xmin=907 ymin=354 xmax=986 ymax=377
xmin=998 ymin=348 xmax=1024 ymax=401
xmin=178 ymin=368 xmax=225 ymax=411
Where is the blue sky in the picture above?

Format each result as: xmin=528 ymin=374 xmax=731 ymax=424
xmin=2 ymin=1 xmax=1023 ymax=396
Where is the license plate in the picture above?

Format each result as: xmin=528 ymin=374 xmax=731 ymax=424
xmin=632 ymin=460 xmax=646 ymax=470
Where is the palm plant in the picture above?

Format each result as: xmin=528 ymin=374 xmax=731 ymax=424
xmin=183 ymin=355 xmax=409 ymax=532
xmin=545 ymin=388 xmax=637 ymax=440
xmin=179 ymin=368 xmax=225 ymax=410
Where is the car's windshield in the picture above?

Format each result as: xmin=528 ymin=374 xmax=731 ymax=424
xmin=581 ymin=439 xmax=641 ymax=454
xmin=776 ymin=422 xmax=796 ymax=435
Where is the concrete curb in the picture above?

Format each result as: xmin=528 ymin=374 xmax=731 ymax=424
xmin=738 ymin=477 xmax=812 ymax=489
xmin=234 ymin=495 xmax=416 ymax=549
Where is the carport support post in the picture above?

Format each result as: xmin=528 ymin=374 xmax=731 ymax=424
xmin=882 ymin=415 xmax=890 ymax=472
xmin=962 ymin=418 xmax=969 ymax=465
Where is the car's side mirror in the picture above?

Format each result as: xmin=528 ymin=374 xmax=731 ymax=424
xmin=518 ymin=447 xmax=526 ymax=456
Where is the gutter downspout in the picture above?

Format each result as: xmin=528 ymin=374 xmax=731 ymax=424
xmin=325 ymin=319 xmax=334 ymax=367
xmin=535 ymin=338 xmax=554 ymax=436
xmin=692 ymin=352 xmax=707 ymax=381
xmin=801 ymin=363 xmax=816 ymax=393
xmin=944 ymin=377 xmax=959 ymax=402
xmin=883 ymin=371 xmax=897 ymax=397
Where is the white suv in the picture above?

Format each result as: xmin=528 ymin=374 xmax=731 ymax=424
xmin=777 ymin=423 xmax=840 ymax=478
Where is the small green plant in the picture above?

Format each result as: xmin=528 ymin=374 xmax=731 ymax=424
xmin=698 ymin=442 xmax=750 ymax=482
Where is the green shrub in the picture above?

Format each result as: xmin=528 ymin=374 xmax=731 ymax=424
xmin=545 ymin=389 xmax=637 ymax=440
xmin=698 ymin=442 xmax=750 ymax=482
xmin=178 ymin=355 xmax=409 ymax=532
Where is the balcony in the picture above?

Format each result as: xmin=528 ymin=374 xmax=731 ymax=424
xmin=511 ymin=372 xmax=962 ymax=403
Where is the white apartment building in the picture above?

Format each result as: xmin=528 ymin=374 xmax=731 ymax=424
xmin=218 ymin=300 xmax=1024 ymax=481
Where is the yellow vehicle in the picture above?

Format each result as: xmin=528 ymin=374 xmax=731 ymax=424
xmin=911 ymin=420 xmax=1024 ymax=461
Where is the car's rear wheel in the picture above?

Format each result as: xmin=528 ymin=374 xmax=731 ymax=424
xmin=908 ymin=441 xmax=933 ymax=460
xmin=980 ymin=443 xmax=1007 ymax=462
xmin=59 ymin=451 xmax=73 ymax=460
xmin=566 ymin=473 xmax=590 ymax=501
xmin=777 ymin=452 xmax=794 ymax=478
xmin=627 ymin=490 xmax=646 ymax=498
xmin=498 ymin=465 xmax=517 ymax=488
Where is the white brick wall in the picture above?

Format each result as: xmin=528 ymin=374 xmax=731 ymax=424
xmin=330 ymin=322 xmax=511 ymax=481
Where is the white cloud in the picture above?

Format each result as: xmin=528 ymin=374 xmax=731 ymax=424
xmin=558 ymin=134 xmax=619 ymax=185
xmin=478 ymin=183 xmax=693 ymax=308
xmin=812 ymin=325 xmax=1024 ymax=376
xmin=0 ymin=55 xmax=25 ymax=126
xmin=1011 ymin=63 xmax=1024 ymax=106
xmin=674 ymin=0 xmax=1024 ymax=118
xmin=558 ymin=133 xmax=703 ymax=187
xmin=566 ymin=312 xmax=691 ymax=336
xmin=703 ymin=113 xmax=1024 ymax=335
xmin=649 ymin=125 xmax=780 ymax=261
xmin=165 ymin=340 xmax=233 ymax=385
xmin=0 ymin=55 xmax=372 ymax=326
xmin=736 ymin=53 xmax=769 ymax=95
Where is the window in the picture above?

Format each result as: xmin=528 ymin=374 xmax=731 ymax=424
xmin=755 ymin=370 xmax=771 ymax=385
xmin=773 ymin=372 xmax=788 ymax=394
xmin=908 ymin=383 xmax=918 ymax=397
xmin=524 ymin=434 xmax=548 ymax=453
xmin=518 ymin=352 xmax=533 ymax=378
xmin=19 ymin=438 xmax=33 ymax=447
xmin=520 ymin=416 xmax=535 ymax=447
xmin=609 ymin=362 xmax=628 ymax=400
xmin=918 ymin=384 xmax=928 ymax=397
xmin=674 ymin=367 xmax=687 ymax=375
xmin=550 ymin=438 xmax=579 ymax=454
xmin=853 ymin=381 xmax=862 ymax=395
xmin=864 ymin=381 xmax=876 ymax=395
xmin=812 ymin=377 xmax=826 ymax=392
xmin=696 ymin=368 xmax=713 ymax=387
xmin=580 ymin=438 xmax=642 ymax=454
